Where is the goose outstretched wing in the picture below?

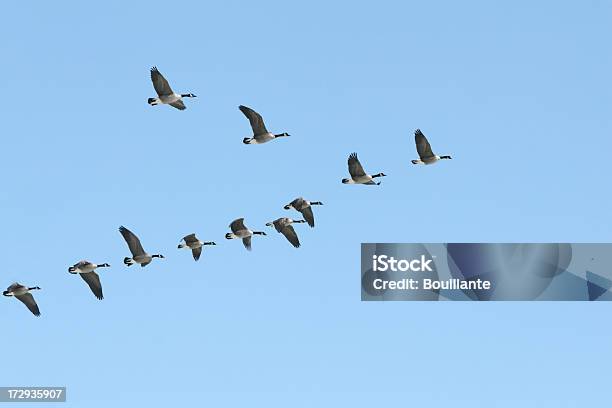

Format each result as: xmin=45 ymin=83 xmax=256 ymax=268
xmin=230 ymin=218 xmax=247 ymax=234
xmin=239 ymin=105 xmax=268 ymax=135
xmin=80 ymin=272 xmax=103 ymax=300
xmin=150 ymin=66 xmax=174 ymax=97
xmin=280 ymin=225 xmax=300 ymax=248
xmin=415 ymin=129 xmax=435 ymax=159
xmin=192 ymin=247 xmax=202 ymax=261
xmin=348 ymin=153 xmax=367 ymax=178
xmin=119 ymin=226 xmax=146 ymax=257
xmin=242 ymin=236 xmax=252 ymax=251
xmin=183 ymin=233 xmax=199 ymax=244
xmin=169 ymin=100 xmax=186 ymax=110
xmin=300 ymin=206 xmax=315 ymax=227
xmin=15 ymin=293 xmax=40 ymax=316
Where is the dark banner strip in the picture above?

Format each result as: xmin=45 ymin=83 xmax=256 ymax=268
xmin=361 ymin=243 xmax=612 ymax=301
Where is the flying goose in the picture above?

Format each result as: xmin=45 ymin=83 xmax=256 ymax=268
xmin=68 ymin=260 xmax=109 ymax=300
xmin=239 ymin=105 xmax=290 ymax=144
xmin=284 ymin=197 xmax=323 ymax=227
xmin=3 ymin=283 xmax=41 ymax=316
xmin=147 ymin=66 xmax=196 ymax=110
xmin=178 ymin=233 xmax=216 ymax=261
xmin=411 ymin=129 xmax=452 ymax=165
xmin=119 ymin=226 xmax=165 ymax=267
xmin=225 ymin=218 xmax=266 ymax=251
xmin=266 ymin=217 xmax=306 ymax=248
xmin=342 ymin=153 xmax=386 ymax=185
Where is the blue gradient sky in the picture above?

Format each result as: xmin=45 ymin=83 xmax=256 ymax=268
xmin=1 ymin=1 xmax=611 ymax=406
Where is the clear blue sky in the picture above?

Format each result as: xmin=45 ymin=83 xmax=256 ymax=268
xmin=1 ymin=0 xmax=611 ymax=406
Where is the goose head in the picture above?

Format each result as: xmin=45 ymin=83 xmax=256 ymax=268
xmin=243 ymin=137 xmax=253 ymax=144
xmin=283 ymin=204 xmax=291 ymax=210
xmin=225 ymin=233 xmax=234 ymax=239
xmin=68 ymin=266 xmax=77 ymax=273
xmin=152 ymin=254 xmax=165 ymax=259
xmin=181 ymin=93 xmax=196 ymax=98
xmin=2 ymin=290 xmax=11 ymax=296
xmin=440 ymin=155 xmax=452 ymax=160
xmin=342 ymin=178 xmax=350 ymax=184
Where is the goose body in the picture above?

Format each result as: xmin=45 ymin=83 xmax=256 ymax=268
xmin=411 ymin=129 xmax=452 ymax=165
xmin=178 ymin=233 xmax=216 ymax=261
xmin=342 ymin=153 xmax=386 ymax=185
xmin=68 ymin=260 xmax=109 ymax=300
xmin=3 ymin=282 xmax=41 ymax=316
xmin=239 ymin=105 xmax=289 ymax=144
xmin=284 ymin=197 xmax=323 ymax=227
xmin=266 ymin=217 xmax=306 ymax=248
xmin=147 ymin=66 xmax=196 ymax=110
xmin=225 ymin=218 xmax=266 ymax=251
xmin=119 ymin=226 xmax=164 ymax=267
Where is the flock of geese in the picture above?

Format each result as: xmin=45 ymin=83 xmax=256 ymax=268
xmin=3 ymin=67 xmax=452 ymax=316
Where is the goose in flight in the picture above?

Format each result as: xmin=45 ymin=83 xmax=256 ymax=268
xmin=68 ymin=260 xmax=110 ymax=300
xmin=239 ymin=105 xmax=290 ymax=144
xmin=3 ymin=283 xmax=41 ymax=316
xmin=284 ymin=197 xmax=323 ymax=227
xmin=342 ymin=153 xmax=386 ymax=185
xmin=225 ymin=218 xmax=266 ymax=251
xmin=178 ymin=233 xmax=216 ymax=261
xmin=411 ymin=129 xmax=452 ymax=165
xmin=119 ymin=226 xmax=165 ymax=267
xmin=147 ymin=66 xmax=196 ymax=110
xmin=266 ymin=217 xmax=306 ymax=248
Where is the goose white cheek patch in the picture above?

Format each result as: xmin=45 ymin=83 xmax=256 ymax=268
xmin=361 ymin=243 xmax=612 ymax=301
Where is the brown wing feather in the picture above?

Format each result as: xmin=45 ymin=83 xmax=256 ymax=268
xmin=239 ymin=105 xmax=268 ymax=135
xmin=119 ymin=226 xmax=146 ymax=257
xmin=80 ymin=272 xmax=103 ymax=300
xmin=15 ymin=293 xmax=40 ymax=316
xmin=348 ymin=153 xmax=367 ymax=177
xmin=230 ymin=218 xmax=247 ymax=233
xmin=415 ymin=129 xmax=435 ymax=159
xmin=281 ymin=225 xmax=301 ymax=248
xmin=150 ymin=66 xmax=174 ymax=96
